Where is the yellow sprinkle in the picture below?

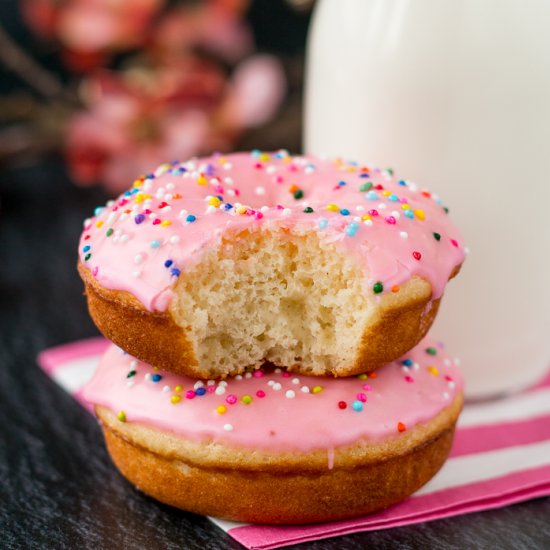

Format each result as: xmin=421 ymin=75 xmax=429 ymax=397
xmin=414 ymin=209 xmax=425 ymax=220
xmin=95 ymin=220 xmax=104 ymax=228
xmin=241 ymin=395 xmax=252 ymax=405
xmin=346 ymin=166 xmax=356 ymax=172
xmin=283 ymin=156 xmax=292 ymax=164
xmin=117 ymin=411 xmax=126 ymax=422
xmin=208 ymin=197 xmax=221 ymax=207
xmin=259 ymin=153 xmax=270 ymax=162
xmin=312 ymin=385 xmax=324 ymax=394
xmin=218 ymin=157 xmax=227 ymax=164
xmin=171 ymin=395 xmax=182 ymax=404
xmin=361 ymin=215 xmax=372 ymax=221
xmin=401 ymin=204 xmax=412 ymax=210
xmin=382 ymin=190 xmax=391 ymax=197
xmin=175 ymin=385 xmax=183 ymax=392
xmin=160 ymin=220 xmax=172 ymax=227
xmin=216 ymin=405 xmax=227 ymax=414
xmin=236 ymin=206 xmax=247 ymax=215
xmin=132 ymin=180 xmax=142 ymax=188
xmin=325 ymin=204 xmax=339 ymax=212
xmin=357 ymin=374 xmax=368 ymax=380
xmin=427 ymin=366 xmax=439 ymax=376
xmin=197 ymin=175 xmax=207 ymax=186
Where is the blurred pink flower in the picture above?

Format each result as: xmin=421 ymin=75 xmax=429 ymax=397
xmin=66 ymin=54 xmax=285 ymax=193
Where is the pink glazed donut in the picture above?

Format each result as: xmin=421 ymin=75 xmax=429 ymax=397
xmin=78 ymin=150 xmax=464 ymax=378
xmin=84 ymin=338 xmax=464 ymax=524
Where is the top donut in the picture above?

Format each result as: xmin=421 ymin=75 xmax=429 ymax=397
xmin=78 ymin=150 xmax=465 ymax=378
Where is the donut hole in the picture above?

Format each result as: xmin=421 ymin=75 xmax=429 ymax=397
xmin=170 ymin=228 xmax=373 ymax=377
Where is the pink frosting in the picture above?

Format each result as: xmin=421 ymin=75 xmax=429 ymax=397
xmin=83 ymin=338 xmax=463 ymax=453
xmin=78 ymin=151 xmax=464 ymax=311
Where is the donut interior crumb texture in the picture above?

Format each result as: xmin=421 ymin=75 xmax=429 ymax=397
xmin=169 ymin=228 xmax=432 ymax=377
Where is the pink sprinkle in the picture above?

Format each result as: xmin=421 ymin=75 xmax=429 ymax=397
xmin=118 ymin=199 xmax=128 ymax=206
xmin=282 ymin=372 xmax=291 ymax=378
xmin=92 ymin=266 xmax=99 ymax=277
xmin=112 ymin=206 xmax=118 ymax=212
xmin=256 ymin=390 xmax=266 ymax=398
xmin=399 ymin=197 xmax=408 ymax=204
xmin=451 ymin=239 xmax=459 ymax=247
xmin=254 ymin=162 xmax=263 ymax=169
xmin=356 ymin=393 xmax=367 ymax=402
xmin=405 ymin=375 xmax=414 ymax=383
xmin=445 ymin=374 xmax=454 ymax=381
xmin=185 ymin=390 xmax=196 ymax=399
xmin=385 ymin=215 xmax=396 ymax=225
xmin=158 ymin=202 xmax=168 ymax=209
xmin=362 ymin=384 xmax=372 ymax=391
xmin=144 ymin=209 xmax=152 ymax=215
xmin=226 ymin=394 xmax=237 ymax=405
xmin=412 ymin=251 xmax=422 ymax=260
xmin=289 ymin=164 xmax=298 ymax=172
xmin=276 ymin=204 xmax=284 ymax=210
xmin=246 ymin=208 xmax=255 ymax=216
xmin=234 ymin=189 xmax=240 ymax=196
xmin=254 ymin=212 xmax=264 ymax=220
xmin=207 ymin=386 xmax=216 ymax=393
xmin=214 ymin=185 xmax=224 ymax=194
xmin=253 ymin=370 xmax=264 ymax=378
xmin=152 ymin=219 xmax=161 ymax=225
xmin=275 ymin=176 xmax=284 ymax=184
xmin=368 ymin=209 xmax=379 ymax=216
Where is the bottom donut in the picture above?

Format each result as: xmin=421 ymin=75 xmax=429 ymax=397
xmin=84 ymin=340 xmax=464 ymax=524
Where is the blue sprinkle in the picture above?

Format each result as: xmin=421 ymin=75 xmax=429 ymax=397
xmin=82 ymin=245 xmax=91 ymax=253
xmin=94 ymin=207 xmax=104 ymax=216
xmin=151 ymin=374 xmax=162 ymax=382
xmin=164 ymin=260 xmax=173 ymax=268
xmin=388 ymin=194 xmax=399 ymax=202
xmin=404 ymin=210 xmax=415 ymax=219
xmin=216 ymin=195 xmax=224 ymax=201
xmin=170 ymin=268 xmax=181 ymax=278
xmin=359 ymin=173 xmax=370 ymax=178
xmin=251 ymin=149 xmax=261 ymax=157
xmin=352 ymin=400 xmax=364 ymax=412
xmin=204 ymin=163 xmax=215 ymax=176
xmin=223 ymin=203 xmax=233 ymax=210
xmin=195 ymin=387 xmax=207 ymax=396
xmin=186 ymin=214 xmax=197 ymax=223
xmin=131 ymin=188 xmax=139 ymax=194
xmin=150 ymin=239 xmax=161 ymax=249
xmin=147 ymin=173 xmax=155 ymax=179
xmin=398 ymin=180 xmax=407 ymax=186
xmin=318 ymin=218 xmax=329 ymax=230
xmin=345 ymin=227 xmax=358 ymax=237
xmin=338 ymin=180 xmax=347 ymax=186
xmin=340 ymin=209 xmax=350 ymax=216
xmin=365 ymin=191 xmax=379 ymax=200
xmin=123 ymin=190 xmax=132 ymax=197
xmin=134 ymin=214 xmax=145 ymax=224
xmin=402 ymin=359 xmax=413 ymax=366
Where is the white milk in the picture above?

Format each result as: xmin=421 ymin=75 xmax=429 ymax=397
xmin=305 ymin=0 xmax=550 ymax=397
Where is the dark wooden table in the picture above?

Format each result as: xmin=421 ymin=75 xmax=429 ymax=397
xmin=1 ymin=160 xmax=549 ymax=549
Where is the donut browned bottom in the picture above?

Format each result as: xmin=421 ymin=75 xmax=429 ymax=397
xmin=96 ymin=393 xmax=462 ymax=524
xmin=79 ymin=260 xmax=460 ymax=379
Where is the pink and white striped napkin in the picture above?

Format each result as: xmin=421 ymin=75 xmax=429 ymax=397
xmin=38 ymin=339 xmax=550 ymax=550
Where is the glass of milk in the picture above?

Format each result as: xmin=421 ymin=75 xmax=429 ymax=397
xmin=304 ymin=0 xmax=550 ymax=398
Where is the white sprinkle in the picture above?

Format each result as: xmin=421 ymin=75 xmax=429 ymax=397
xmin=285 ymin=390 xmax=296 ymax=399
xmin=465 ymin=246 xmax=471 ymax=255
xmin=443 ymin=358 xmax=452 ymax=366
xmin=134 ymin=254 xmax=144 ymax=264
xmin=112 ymin=236 xmax=119 ymax=243
xmin=160 ymin=205 xmax=171 ymax=213
xmin=106 ymin=200 xmax=114 ymax=207
xmin=448 ymin=381 xmax=456 ymax=389
xmin=235 ymin=375 xmax=243 ymax=381
xmin=301 ymin=386 xmax=310 ymax=393
xmin=148 ymin=213 xmax=157 ymax=220
xmin=166 ymin=183 xmax=175 ymax=190
xmin=402 ymin=365 xmax=410 ymax=372
xmin=132 ymin=270 xmax=142 ymax=278
xmin=443 ymin=392 xmax=450 ymax=400
xmin=119 ymin=213 xmax=128 ymax=222
xmin=126 ymin=380 xmax=135 ymax=388
xmin=272 ymin=383 xmax=282 ymax=391
xmin=292 ymin=378 xmax=300 ymax=385
xmin=179 ymin=209 xmax=188 ymax=218
xmin=400 ymin=231 xmax=409 ymax=239
xmin=219 ymin=381 xmax=228 ymax=387
xmin=207 ymin=380 xmax=216 ymax=386
xmin=223 ymin=423 xmax=234 ymax=432
xmin=107 ymin=212 xmax=117 ymax=225
xmin=364 ymin=220 xmax=373 ymax=226
xmin=260 ymin=206 xmax=270 ymax=213
xmin=391 ymin=211 xmax=401 ymax=219
xmin=120 ymin=234 xmax=129 ymax=244
xmin=274 ymin=368 xmax=282 ymax=374
xmin=83 ymin=217 xmax=91 ymax=227
xmin=169 ymin=235 xmax=180 ymax=245
xmin=413 ymin=362 xmax=420 ymax=371
xmin=145 ymin=373 xmax=151 ymax=381
xmin=215 ymin=386 xmax=226 ymax=395
xmin=255 ymin=186 xmax=266 ymax=196
xmin=454 ymin=357 xmax=461 ymax=366
xmin=227 ymin=189 xmax=236 ymax=197
xmin=356 ymin=205 xmax=365 ymax=212
xmin=267 ymin=380 xmax=275 ymax=387
xmin=162 ymin=385 xmax=171 ymax=393
xmin=223 ymin=162 xmax=233 ymax=170
xmin=244 ymin=372 xmax=252 ymax=379
xmin=224 ymin=177 xmax=234 ymax=185
xmin=194 ymin=381 xmax=204 ymax=389
xmin=282 ymin=208 xmax=292 ymax=216
xmin=143 ymin=181 xmax=152 ymax=191
xmin=304 ymin=166 xmax=315 ymax=174
xmin=206 ymin=205 xmax=217 ymax=214
xmin=130 ymin=360 xmax=138 ymax=369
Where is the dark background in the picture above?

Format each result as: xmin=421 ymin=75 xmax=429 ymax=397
xmin=1 ymin=2 xmax=550 ymax=548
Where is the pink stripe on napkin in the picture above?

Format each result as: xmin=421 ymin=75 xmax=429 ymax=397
xmin=37 ymin=338 xmax=550 ymax=550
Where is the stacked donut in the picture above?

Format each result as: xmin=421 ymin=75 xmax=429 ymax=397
xmin=79 ymin=150 xmax=465 ymax=524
